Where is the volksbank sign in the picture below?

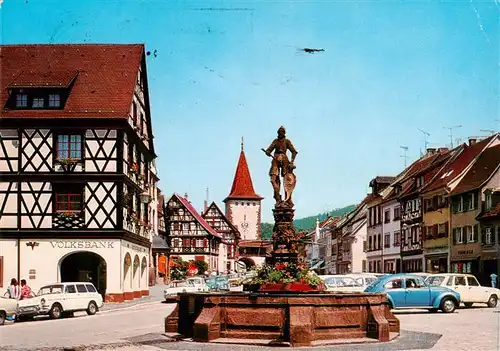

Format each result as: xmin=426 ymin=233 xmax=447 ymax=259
xmin=49 ymin=241 xmax=115 ymax=249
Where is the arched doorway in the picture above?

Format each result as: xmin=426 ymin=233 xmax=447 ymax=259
xmin=238 ymin=257 xmax=256 ymax=271
xmin=60 ymin=252 xmax=107 ymax=298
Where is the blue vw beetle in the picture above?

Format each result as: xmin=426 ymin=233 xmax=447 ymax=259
xmin=364 ymin=273 xmax=460 ymax=313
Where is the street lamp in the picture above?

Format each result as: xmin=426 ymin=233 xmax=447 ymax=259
xmin=140 ymin=190 xmax=151 ymax=204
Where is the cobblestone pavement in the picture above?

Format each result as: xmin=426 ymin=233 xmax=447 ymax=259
xmin=1 ymin=302 xmax=498 ymax=351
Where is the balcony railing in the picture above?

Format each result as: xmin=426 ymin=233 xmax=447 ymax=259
xmin=53 ymin=212 xmax=84 ymax=229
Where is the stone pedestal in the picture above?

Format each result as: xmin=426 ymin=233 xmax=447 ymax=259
xmin=165 ymin=292 xmax=400 ymax=347
xmin=267 ymin=206 xmax=301 ymax=265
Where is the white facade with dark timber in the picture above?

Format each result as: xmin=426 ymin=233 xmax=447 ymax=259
xmin=0 ymin=44 xmax=158 ymax=302
xmin=202 ymin=202 xmax=240 ymax=273
xmin=165 ymin=194 xmax=223 ymax=272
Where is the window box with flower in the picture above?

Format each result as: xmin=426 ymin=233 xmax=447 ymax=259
xmin=128 ymin=163 xmax=139 ymax=177
xmin=57 ymin=157 xmax=80 ymax=172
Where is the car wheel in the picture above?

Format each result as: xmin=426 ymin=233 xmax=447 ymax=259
xmin=49 ymin=304 xmax=63 ymax=319
xmin=0 ymin=311 xmax=5 ymax=326
xmin=487 ymin=295 xmax=498 ymax=308
xmin=464 ymin=302 xmax=473 ymax=308
xmin=440 ymin=298 xmax=456 ymax=313
xmin=86 ymin=301 xmax=98 ymax=315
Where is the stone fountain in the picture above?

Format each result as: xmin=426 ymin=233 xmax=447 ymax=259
xmin=165 ymin=127 xmax=400 ymax=347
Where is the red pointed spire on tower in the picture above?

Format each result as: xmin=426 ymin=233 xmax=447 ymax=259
xmin=223 ymin=137 xmax=263 ymax=203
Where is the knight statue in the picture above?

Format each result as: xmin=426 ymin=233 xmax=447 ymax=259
xmin=262 ymin=126 xmax=298 ymax=208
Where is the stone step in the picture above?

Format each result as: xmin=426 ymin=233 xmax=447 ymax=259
xmin=314 ymin=328 xmax=366 ymax=340
xmin=221 ymin=329 xmax=283 ymax=340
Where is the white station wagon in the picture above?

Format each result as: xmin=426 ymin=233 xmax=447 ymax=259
xmin=17 ymin=282 xmax=104 ymax=320
xmin=425 ymin=273 xmax=500 ymax=308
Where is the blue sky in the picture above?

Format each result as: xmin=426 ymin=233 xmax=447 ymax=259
xmin=2 ymin=0 xmax=499 ymax=222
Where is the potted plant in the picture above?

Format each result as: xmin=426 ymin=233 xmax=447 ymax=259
xmin=58 ymin=157 xmax=80 ymax=172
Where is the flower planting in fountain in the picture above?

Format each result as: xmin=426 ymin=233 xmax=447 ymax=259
xmin=247 ymin=261 xmax=326 ymax=292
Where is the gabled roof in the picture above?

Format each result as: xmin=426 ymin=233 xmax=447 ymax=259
xmin=396 ymin=149 xmax=453 ymax=198
xmin=224 ymin=148 xmax=263 ymax=202
xmin=422 ymin=135 xmax=496 ymax=194
xmin=451 ymin=143 xmax=500 ymax=195
xmin=172 ymin=193 xmax=221 ymax=238
xmin=202 ymin=201 xmax=241 ymax=238
xmin=1 ymin=44 xmax=144 ymax=118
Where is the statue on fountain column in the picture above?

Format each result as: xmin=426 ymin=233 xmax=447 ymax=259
xmin=262 ymin=126 xmax=298 ymax=208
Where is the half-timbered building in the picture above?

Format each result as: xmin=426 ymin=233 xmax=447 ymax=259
xmin=202 ymin=201 xmax=240 ymax=273
xmin=0 ymin=44 xmax=158 ymax=302
xmin=165 ymin=193 xmax=223 ymax=271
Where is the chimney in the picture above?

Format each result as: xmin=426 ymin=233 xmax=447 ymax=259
xmin=438 ymin=147 xmax=449 ymax=153
xmin=184 ymin=192 xmax=188 ymax=200
xmin=468 ymin=137 xmax=477 ymax=146
xmin=203 ymin=200 xmax=208 ymax=212
xmin=426 ymin=148 xmax=436 ymax=155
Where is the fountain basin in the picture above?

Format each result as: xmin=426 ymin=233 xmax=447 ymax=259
xmin=165 ymin=291 xmax=400 ymax=347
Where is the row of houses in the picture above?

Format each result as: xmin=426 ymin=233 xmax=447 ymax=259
xmin=308 ymin=135 xmax=500 ymax=285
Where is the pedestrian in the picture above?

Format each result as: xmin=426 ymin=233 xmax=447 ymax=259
xmin=4 ymin=278 xmax=21 ymax=300
xmin=490 ymin=273 xmax=498 ymax=288
xmin=20 ymin=279 xmax=33 ymax=299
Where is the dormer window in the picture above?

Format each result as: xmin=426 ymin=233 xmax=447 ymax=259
xmin=16 ymin=93 xmax=28 ymax=107
xmin=32 ymin=97 xmax=44 ymax=108
xmin=49 ymin=94 xmax=61 ymax=107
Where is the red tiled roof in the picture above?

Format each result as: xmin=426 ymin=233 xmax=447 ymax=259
xmin=1 ymin=44 xmax=144 ymax=118
xmin=451 ymin=143 xmax=500 ymax=195
xmin=423 ymin=136 xmax=496 ymax=193
xmin=396 ymin=150 xmax=453 ymax=198
xmin=175 ymin=194 xmax=221 ymax=238
xmin=8 ymin=69 xmax=79 ymax=88
xmin=224 ymin=150 xmax=263 ymax=202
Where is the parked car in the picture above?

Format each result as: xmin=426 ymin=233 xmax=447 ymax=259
xmin=364 ymin=273 xmax=461 ymax=313
xmin=0 ymin=297 xmax=18 ymax=325
xmin=425 ymin=273 xmax=499 ymax=308
xmin=323 ymin=275 xmax=365 ymax=292
xmin=17 ymin=282 xmax=103 ymax=320
xmin=348 ymin=273 xmax=380 ymax=288
xmin=164 ymin=278 xmax=208 ymax=302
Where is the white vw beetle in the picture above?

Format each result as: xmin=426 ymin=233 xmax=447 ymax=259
xmin=17 ymin=282 xmax=104 ymax=320
xmin=425 ymin=273 xmax=500 ymax=308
